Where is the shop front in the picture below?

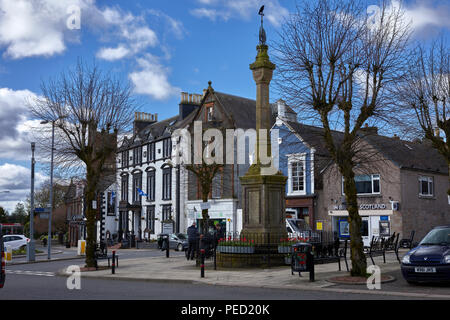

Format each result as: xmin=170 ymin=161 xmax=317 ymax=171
xmin=186 ymin=199 xmax=238 ymax=235
xmin=285 ymin=196 xmax=315 ymax=229
xmin=329 ymin=203 xmax=394 ymax=247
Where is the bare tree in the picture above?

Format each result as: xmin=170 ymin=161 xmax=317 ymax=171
xmin=273 ymin=0 xmax=410 ymax=276
xmin=182 ymin=127 xmax=225 ymax=235
xmin=396 ymin=38 xmax=450 ymax=193
xmin=29 ymin=60 xmax=136 ymax=267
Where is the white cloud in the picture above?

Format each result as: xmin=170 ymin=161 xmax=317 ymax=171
xmin=190 ymin=8 xmax=222 ymax=21
xmin=0 ymin=88 xmax=39 ymax=161
xmin=0 ymin=0 xmax=91 ymax=59
xmin=96 ymin=45 xmax=130 ymax=61
xmin=399 ymin=0 xmax=450 ymax=31
xmin=0 ymin=163 xmax=48 ymax=212
xmin=129 ymin=55 xmax=180 ymax=101
xmin=190 ymin=0 xmax=288 ymax=27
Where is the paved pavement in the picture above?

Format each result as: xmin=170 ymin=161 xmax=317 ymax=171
xmin=55 ymin=248 xmax=450 ymax=299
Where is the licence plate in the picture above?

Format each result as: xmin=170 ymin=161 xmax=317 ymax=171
xmin=414 ymin=267 xmax=436 ymax=273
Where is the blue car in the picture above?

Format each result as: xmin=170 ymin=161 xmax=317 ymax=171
xmin=401 ymin=225 xmax=450 ymax=284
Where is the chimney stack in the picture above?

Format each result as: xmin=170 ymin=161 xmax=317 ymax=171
xmin=134 ymin=111 xmax=158 ymax=135
xmin=179 ymin=91 xmax=202 ymax=120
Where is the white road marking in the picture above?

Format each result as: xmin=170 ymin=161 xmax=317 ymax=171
xmin=6 ymin=270 xmax=56 ymax=277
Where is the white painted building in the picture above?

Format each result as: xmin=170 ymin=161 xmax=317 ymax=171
xmin=112 ymin=94 xmax=201 ymax=242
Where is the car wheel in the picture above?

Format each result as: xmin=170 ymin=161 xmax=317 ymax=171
xmin=177 ymin=244 xmax=183 ymax=252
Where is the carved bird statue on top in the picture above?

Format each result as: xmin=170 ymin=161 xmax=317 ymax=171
xmin=258 ymin=5 xmax=266 ymax=45
xmin=259 ymin=5 xmax=265 ymax=15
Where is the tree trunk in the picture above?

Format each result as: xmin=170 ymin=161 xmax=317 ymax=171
xmin=84 ymin=168 xmax=98 ymax=268
xmin=201 ymin=192 xmax=209 ymax=235
xmin=342 ymin=167 xmax=367 ymax=277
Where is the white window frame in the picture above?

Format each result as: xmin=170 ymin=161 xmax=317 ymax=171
xmin=287 ymin=153 xmax=306 ymax=196
xmin=342 ymin=174 xmax=381 ymax=195
xmin=419 ymin=176 xmax=434 ymax=197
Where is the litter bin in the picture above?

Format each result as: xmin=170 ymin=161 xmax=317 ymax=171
xmin=291 ymin=242 xmax=314 ymax=281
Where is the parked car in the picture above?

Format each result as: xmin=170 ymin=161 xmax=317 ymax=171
xmin=2 ymin=235 xmax=30 ymax=251
xmin=157 ymin=233 xmax=188 ymax=251
xmin=401 ymin=225 xmax=450 ymax=284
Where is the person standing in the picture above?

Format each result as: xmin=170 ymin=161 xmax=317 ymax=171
xmin=214 ymin=223 xmax=225 ymax=248
xmin=187 ymin=222 xmax=199 ymax=260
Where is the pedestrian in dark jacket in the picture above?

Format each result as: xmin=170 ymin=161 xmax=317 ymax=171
xmin=187 ymin=222 xmax=199 ymax=260
xmin=214 ymin=224 xmax=225 ymax=248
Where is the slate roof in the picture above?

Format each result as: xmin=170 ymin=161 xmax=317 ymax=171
xmin=363 ymin=134 xmax=448 ymax=174
xmin=214 ymin=91 xmax=278 ymax=129
xmin=119 ymin=115 xmax=179 ymax=151
xmin=283 ymin=121 xmax=448 ymax=175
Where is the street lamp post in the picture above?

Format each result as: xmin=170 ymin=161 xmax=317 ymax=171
xmin=27 ymin=143 xmax=36 ymax=262
xmin=48 ymin=121 xmax=55 ymax=260
xmin=41 ymin=119 xmax=58 ymax=260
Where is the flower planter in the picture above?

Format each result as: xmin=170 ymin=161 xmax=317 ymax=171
xmin=278 ymin=245 xmax=293 ymax=254
xmin=217 ymin=246 xmax=255 ymax=254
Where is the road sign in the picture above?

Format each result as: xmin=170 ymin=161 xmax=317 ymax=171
xmin=39 ymin=213 xmax=49 ymax=219
xmin=34 ymin=207 xmax=50 ymax=213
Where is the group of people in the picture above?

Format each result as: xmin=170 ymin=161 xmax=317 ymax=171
xmin=186 ymin=221 xmax=225 ymax=260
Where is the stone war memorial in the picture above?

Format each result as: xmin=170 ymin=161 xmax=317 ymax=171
xmin=216 ymin=6 xmax=288 ymax=268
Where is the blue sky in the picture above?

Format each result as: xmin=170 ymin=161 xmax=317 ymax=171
xmin=0 ymin=0 xmax=448 ymax=212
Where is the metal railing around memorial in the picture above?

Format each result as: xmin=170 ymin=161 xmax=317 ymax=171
xmin=209 ymin=230 xmax=343 ymax=268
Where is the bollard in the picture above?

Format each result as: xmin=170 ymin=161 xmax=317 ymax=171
xmin=112 ymin=250 xmax=116 ymax=274
xmin=200 ymin=249 xmax=205 ymax=278
xmin=166 ymin=237 xmax=170 ymax=258
xmin=213 ymin=246 xmax=217 ymax=270
xmin=308 ymin=252 xmax=315 ymax=282
xmin=5 ymin=247 xmax=12 ymax=263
